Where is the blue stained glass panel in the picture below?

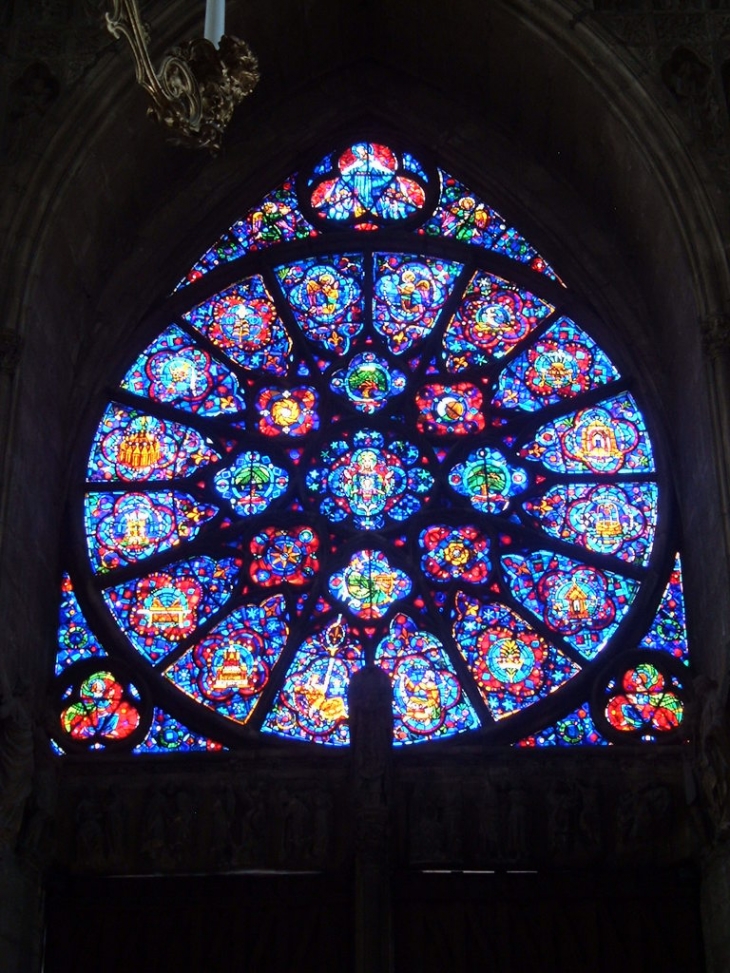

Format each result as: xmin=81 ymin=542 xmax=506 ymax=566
xmin=442 ymin=272 xmax=554 ymax=372
xmin=213 ymin=451 xmax=289 ymax=516
xmin=522 ymin=482 xmax=658 ymax=565
xmin=452 ymin=596 xmax=579 ymax=719
xmin=492 ymin=317 xmax=620 ymax=412
xmin=163 ymin=596 xmax=289 ymax=724
xmin=329 ymin=549 xmax=412 ymax=618
xmin=401 ymin=151 xmax=428 ymax=180
xmin=491 ymin=227 xmax=559 ymax=280
xmin=56 ymin=573 xmax=107 ymax=675
xmin=419 ymin=524 xmax=491 ymax=584
xmin=415 ymin=382 xmax=485 ymax=436
xmin=502 ymin=550 xmax=639 ymax=659
xmin=373 ymin=254 xmax=463 ymax=355
xmin=306 ymin=429 xmax=433 ymax=530
xmin=310 ymin=155 xmax=333 ymax=182
xmin=421 ymin=173 xmax=507 ymax=247
xmin=120 ymin=325 xmax=247 ymax=416
xmin=516 ymin=702 xmax=608 ymax=747
xmin=177 ymin=180 xmax=317 ymax=289
xmin=449 ymin=447 xmax=528 ymax=513
xmin=330 ymin=352 xmax=407 ymax=414
xmin=420 ymin=172 xmax=559 ymax=280
xmin=59 ymin=669 xmax=142 ymax=745
xmin=250 ymin=525 xmax=320 ymax=587
xmin=104 ymin=555 xmax=241 ymax=663
xmin=84 ymin=491 xmax=219 ymax=572
xmin=639 ymin=554 xmax=689 ymax=662
xmin=375 ymin=613 xmax=481 ymax=744
xmin=519 ymin=392 xmax=655 ymax=475
xmin=256 ymin=386 xmax=319 ymax=437
xmin=262 ymin=615 xmax=364 ymax=746
xmin=275 ymin=254 xmax=364 ymax=356
xmin=309 ymin=143 xmax=427 ymax=224
xmin=605 ymin=662 xmax=684 ymax=736
xmin=183 ymin=277 xmax=292 ymax=376
xmin=133 ymin=708 xmax=224 ymax=753
xmin=87 ymin=404 xmax=220 ymax=482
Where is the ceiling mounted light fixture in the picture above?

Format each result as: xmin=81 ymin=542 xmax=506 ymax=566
xmin=105 ymin=0 xmax=259 ymax=153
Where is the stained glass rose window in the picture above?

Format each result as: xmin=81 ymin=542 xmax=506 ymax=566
xmin=53 ymin=141 xmax=689 ymax=753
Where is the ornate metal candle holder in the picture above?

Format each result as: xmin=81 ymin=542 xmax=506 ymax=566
xmin=105 ymin=0 xmax=259 ymax=152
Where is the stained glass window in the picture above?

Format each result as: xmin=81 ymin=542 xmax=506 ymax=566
xmin=53 ymin=140 xmax=689 ymax=753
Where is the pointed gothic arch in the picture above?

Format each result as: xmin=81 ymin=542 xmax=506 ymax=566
xmin=52 ymin=137 xmax=690 ymax=756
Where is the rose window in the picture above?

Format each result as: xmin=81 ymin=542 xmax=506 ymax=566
xmin=54 ymin=141 xmax=689 ymax=753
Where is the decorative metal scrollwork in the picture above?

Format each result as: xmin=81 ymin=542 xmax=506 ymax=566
xmin=105 ymin=0 xmax=259 ymax=152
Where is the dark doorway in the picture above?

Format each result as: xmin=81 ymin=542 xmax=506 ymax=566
xmin=45 ymin=872 xmax=353 ymax=972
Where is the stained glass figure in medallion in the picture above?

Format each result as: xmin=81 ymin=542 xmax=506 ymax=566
xmin=449 ymin=447 xmax=528 ymax=513
xmin=373 ymin=254 xmax=463 ymax=355
xmin=419 ymin=172 xmax=559 ymax=280
xmin=178 ymin=180 xmax=318 ymax=289
xmin=183 ymin=277 xmax=292 ymax=376
xmin=262 ymin=616 xmax=364 ymax=745
xmin=103 ymin=555 xmax=241 ymax=663
xmin=442 ymin=272 xmax=554 ymax=371
xmin=419 ymin=525 xmax=491 ymax=584
xmin=306 ymin=429 xmax=433 ymax=530
xmin=329 ymin=549 xmax=412 ymax=619
xmin=502 ymin=551 xmax=638 ymax=659
xmin=519 ymin=393 xmax=655 ymax=475
xmin=59 ymin=667 xmax=143 ymax=746
xmin=84 ymin=491 xmax=218 ymax=572
xmin=256 ymin=386 xmax=319 ymax=437
xmin=213 ymin=451 xmax=289 ymax=516
xmin=374 ymin=613 xmax=480 ymax=743
xmin=451 ymin=597 xmax=579 ymax=719
xmin=120 ymin=325 xmax=246 ymax=416
xmin=309 ymin=143 xmax=428 ymax=225
xmin=275 ymin=255 xmax=364 ymax=356
xmin=163 ymin=596 xmax=288 ymax=724
xmin=249 ymin=525 xmax=319 ymax=587
xmin=604 ymin=662 xmax=684 ymax=737
xmin=521 ymin=482 xmax=658 ymax=565
xmin=492 ymin=318 xmax=620 ymax=412
xmin=87 ymin=404 xmax=219 ymax=482
xmin=416 ymin=382 xmax=485 ymax=436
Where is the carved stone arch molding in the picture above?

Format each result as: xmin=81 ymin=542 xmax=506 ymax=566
xmin=6 ymin=1 xmax=729 ymax=691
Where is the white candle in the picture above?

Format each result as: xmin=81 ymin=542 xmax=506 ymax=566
xmin=204 ymin=0 xmax=225 ymax=48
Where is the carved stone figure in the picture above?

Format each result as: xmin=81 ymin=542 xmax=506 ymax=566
xmin=279 ymin=789 xmax=310 ymax=862
xmin=0 ymin=682 xmax=33 ymax=857
xmin=141 ymin=787 xmax=168 ymax=863
xmin=688 ymin=674 xmax=730 ymax=839
xmin=75 ymin=796 xmax=104 ymax=868
xmin=504 ymin=785 xmax=529 ymax=861
xmin=548 ymin=781 xmax=582 ymax=857
xmin=662 ymin=47 xmax=722 ymax=137
xmin=17 ymin=726 xmax=58 ymax=868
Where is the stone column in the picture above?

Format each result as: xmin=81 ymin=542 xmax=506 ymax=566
xmin=348 ymin=666 xmax=394 ymax=973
